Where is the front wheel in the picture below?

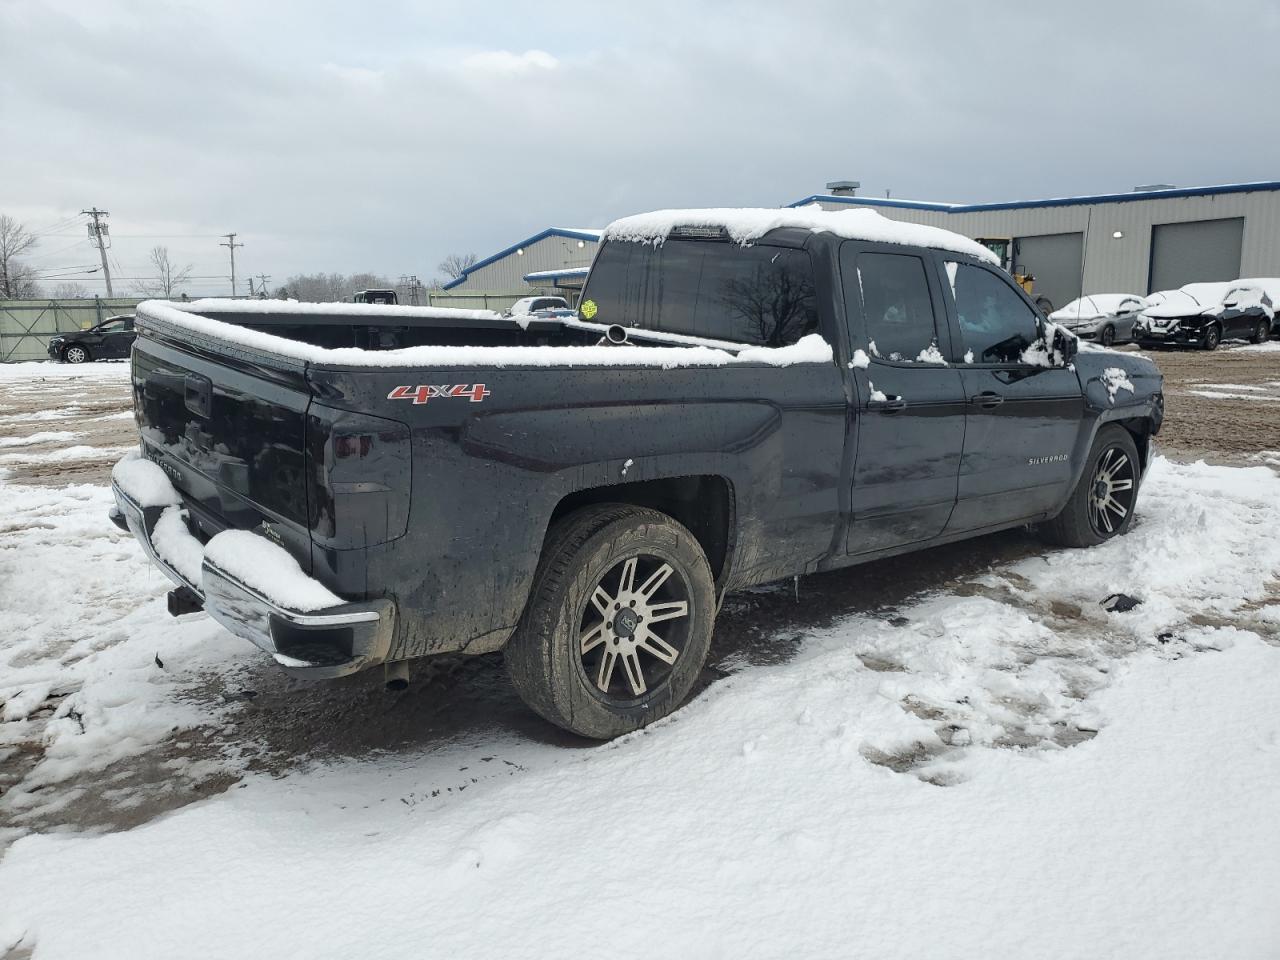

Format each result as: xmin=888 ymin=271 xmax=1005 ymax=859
xmin=1040 ymin=425 xmax=1140 ymax=548
xmin=1099 ymin=325 xmax=1116 ymax=347
xmin=63 ymin=344 xmax=90 ymax=364
xmin=506 ymin=504 xmax=716 ymax=739
xmin=1202 ymin=324 xmax=1221 ymax=351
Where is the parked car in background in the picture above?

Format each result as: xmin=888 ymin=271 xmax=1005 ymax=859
xmin=1049 ymin=294 xmax=1147 ymax=346
xmin=1237 ymin=278 xmax=1280 ymax=334
xmin=509 ymin=295 xmax=569 ymax=316
xmin=1135 ymin=282 xmax=1273 ymax=350
xmin=47 ymin=314 xmax=136 ymax=363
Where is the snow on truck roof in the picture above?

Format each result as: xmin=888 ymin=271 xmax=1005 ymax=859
xmin=603 ymin=204 xmax=1000 ymax=265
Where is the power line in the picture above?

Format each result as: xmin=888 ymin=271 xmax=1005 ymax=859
xmin=81 ymin=208 xmax=114 ymax=297
xmin=220 ymin=233 xmax=242 ymax=297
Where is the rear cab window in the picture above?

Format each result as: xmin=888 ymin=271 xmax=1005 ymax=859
xmin=580 ymin=238 xmax=819 ymax=347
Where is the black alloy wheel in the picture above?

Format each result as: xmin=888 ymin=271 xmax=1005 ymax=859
xmin=1252 ymin=318 xmax=1270 ymax=344
xmin=1087 ymin=446 xmax=1137 ymax=538
xmin=1099 ymin=325 xmax=1116 ymax=347
xmin=1202 ymin=324 xmax=1221 ymax=351
xmin=576 ymin=553 xmax=693 ymax=702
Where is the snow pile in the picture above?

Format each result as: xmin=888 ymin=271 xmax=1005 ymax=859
xmin=139 ymin=302 xmax=834 ymax=370
xmin=0 ymin=430 xmax=81 ymax=448
xmin=3 ymin=461 xmax=1280 ymax=958
xmin=203 ymin=530 xmax=343 ymax=612
xmin=0 ymin=361 xmax=132 ymax=383
xmin=1101 ymin=367 xmax=1136 ymax=403
xmin=915 ymin=342 xmax=947 ymax=364
xmin=849 ymin=349 xmax=871 ymax=369
xmin=603 ymin=205 xmax=1001 ymax=265
xmin=151 ymin=506 xmax=205 ymax=585
xmin=866 ymin=381 xmax=887 ymax=402
xmin=110 ymin=450 xmax=179 ymax=508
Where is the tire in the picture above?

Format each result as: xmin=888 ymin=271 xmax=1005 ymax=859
xmin=1251 ymin=318 xmax=1270 ymax=344
xmin=1099 ymin=324 xmax=1116 ymax=347
xmin=62 ymin=344 xmax=90 ymax=364
xmin=1040 ymin=425 xmax=1141 ymax=548
xmin=506 ymin=504 xmax=716 ymax=740
xmin=1202 ymin=324 xmax=1221 ymax=351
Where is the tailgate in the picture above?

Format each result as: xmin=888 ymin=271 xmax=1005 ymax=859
xmin=132 ymin=333 xmax=314 ymax=569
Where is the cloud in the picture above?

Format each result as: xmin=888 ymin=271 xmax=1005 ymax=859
xmin=460 ymin=49 xmax=560 ymax=74
xmin=2 ymin=0 xmax=1277 ymax=292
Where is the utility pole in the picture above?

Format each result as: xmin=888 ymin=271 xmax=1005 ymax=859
xmin=256 ymin=273 xmax=270 ymax=298
xmin=82 ymin=208 xmax=114 ymax=297
xmin=219 ymin=233 xmax=243 ymax=296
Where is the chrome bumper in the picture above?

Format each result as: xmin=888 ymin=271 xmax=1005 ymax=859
xmin=111 ymin=481 xmax=395 ymax=680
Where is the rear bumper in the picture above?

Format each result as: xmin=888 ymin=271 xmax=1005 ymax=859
xmin=110 ymin=475 xmax=395 ymax=680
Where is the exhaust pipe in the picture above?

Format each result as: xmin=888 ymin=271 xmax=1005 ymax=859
xmin=597 ymin=324 xmax=629 ymax=346
xmin=384 ymin=660 xmax=409 ymax=692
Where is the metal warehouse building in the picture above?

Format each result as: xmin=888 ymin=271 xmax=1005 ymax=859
xmin=795 ymin=181 xmax=1280 ymax=313
xmin=443 ymin=227 xmax=600 ymax=294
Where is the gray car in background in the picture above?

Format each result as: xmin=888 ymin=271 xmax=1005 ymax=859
xmin=1049 ymin=295 xmax=1147 ymax=346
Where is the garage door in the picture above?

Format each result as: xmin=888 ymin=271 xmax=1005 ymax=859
xmin=1148 ymin=218 xmax=1243 ymax=293
xmin=1012 ymin=232 xmax=1083 ymax=314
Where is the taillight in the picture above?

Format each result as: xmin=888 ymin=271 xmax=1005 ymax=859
xmin=307 ymin=406 xmax=411 ymax=547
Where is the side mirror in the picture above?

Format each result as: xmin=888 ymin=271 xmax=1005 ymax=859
xmin=1053 ymin=326 xmax=1078 ymax=365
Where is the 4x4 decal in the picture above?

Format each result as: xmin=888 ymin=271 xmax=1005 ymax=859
xmin=387 ymin=383 xmax=490 ymax=405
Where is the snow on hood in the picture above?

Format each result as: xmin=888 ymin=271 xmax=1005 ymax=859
xmin=1050 ymin=294 xmax=1146 ymax=323
xmin=603 ymin=205 xmax=1001 ymax=265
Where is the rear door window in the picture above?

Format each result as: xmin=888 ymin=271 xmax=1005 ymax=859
xmin=843 ymin=250 xmax=941 ymax=361
xmin=948 ymin=262 xmax=1040 ymax=363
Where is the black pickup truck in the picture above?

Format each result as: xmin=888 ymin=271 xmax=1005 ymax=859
xmin=110 ymin=208 xmax=1163 ymax=739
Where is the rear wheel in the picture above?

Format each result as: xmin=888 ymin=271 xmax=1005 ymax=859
xmin=1099 ymin=324 xmax=1116 ymax=347
xmin=506 ymin=504 xmax=715 ymax=740
xmin=1251 ymin=318 xmax=1270 ymax=344
xmin=63 ymin=344 xmax=90 ymax=364
xmin=1040 ymin=425 xmax=1140 ymax=548
xmin=1202 ymin=324 xmax=1221 ymax=351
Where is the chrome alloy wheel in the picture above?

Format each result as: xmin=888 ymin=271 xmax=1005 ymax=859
xmin=1088 ymin=446 xmax=1136 ymax=536
xmin=578 ymin=554 xmax=692 ymax=700
xmin=64 ymin=345 xmax=88 ymax=363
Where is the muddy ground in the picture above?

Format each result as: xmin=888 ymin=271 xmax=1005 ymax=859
xmin=1 ymin=343 xmax=1279 ymax=844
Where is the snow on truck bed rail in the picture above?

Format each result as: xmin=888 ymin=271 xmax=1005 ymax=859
xmin=136 ymin=301 xmax=834 ymax=369
xmin=173 ymin=298 xmax=504 ymax=322
xmin=604 ymin=204 xmax=1001 ymax=264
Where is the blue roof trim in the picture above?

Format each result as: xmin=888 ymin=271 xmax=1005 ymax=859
xmin=787 ymin=180 xmax=1280 ymax=215
xmin=443 ymin=228 xmax=602 ymax=289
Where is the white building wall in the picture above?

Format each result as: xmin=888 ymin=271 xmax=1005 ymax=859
xmin=813 ymin=188 xmax=1280 ymax=294
xmin=447 ymin=234 xmax=599 ymax=292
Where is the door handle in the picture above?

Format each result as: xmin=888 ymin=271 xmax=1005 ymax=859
xmin=184 ymin=373 xmax=213 ymax=418
xmin=867 ymin=396 xmax=907 ymax=414
xmin=968 ymin=391 xmax=1004 ymax=409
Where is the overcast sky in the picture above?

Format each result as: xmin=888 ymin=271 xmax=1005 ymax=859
xmin=3 ymin=0 xmax=1278 ymax=296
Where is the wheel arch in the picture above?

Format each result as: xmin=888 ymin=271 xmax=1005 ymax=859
xmin=548 ymin=474 xmax=736 ymax=589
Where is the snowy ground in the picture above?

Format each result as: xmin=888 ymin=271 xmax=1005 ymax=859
xmin=2 ymin=360 xmax=1280 ymax=958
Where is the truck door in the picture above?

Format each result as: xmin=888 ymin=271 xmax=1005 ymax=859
xmin=840 ymin=243 xmax=967 ymax=555
xmin=941 ymin=260 xmax=1084 ymax=531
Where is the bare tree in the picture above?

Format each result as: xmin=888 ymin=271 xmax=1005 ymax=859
xmin=50 ymin=282 xmax=85 ymax=300
xmin=134 ymin=245 xmax=193 ymax=297
xmin=283 ymin=272 xmax=395 ymax=302
xmin=437 ymin=252 xmax=477 ymax=281
xmin=0 ymin=214 xmax=39 ymax=299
